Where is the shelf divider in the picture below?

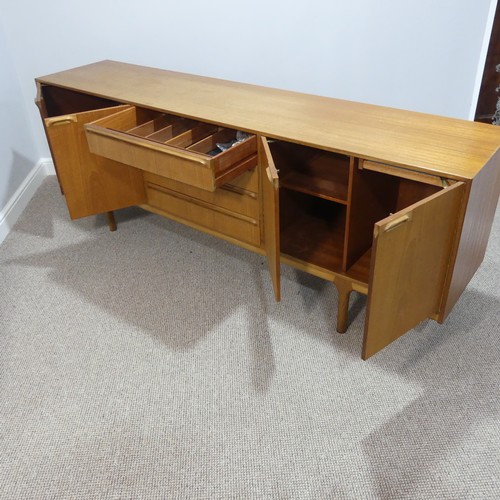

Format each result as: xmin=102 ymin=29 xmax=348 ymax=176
xmin=280 ymin=169 xmax=349 ymax=204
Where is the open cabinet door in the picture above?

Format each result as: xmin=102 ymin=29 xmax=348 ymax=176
xmin=362 ymin=181 xmax=465 ymax=359
xmin=260 ymin=136 xmax=281 ymax=301
xmin=42 ymin=103 xmax=145 ymax=219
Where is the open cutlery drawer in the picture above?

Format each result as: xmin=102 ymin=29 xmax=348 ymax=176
xmin=85 ymin=106 xmax=258 ymax=191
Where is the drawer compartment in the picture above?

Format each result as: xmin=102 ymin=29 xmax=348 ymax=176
xmin=85 ymin=106 xmax=258 ymax=191
xmin=144 ymin=168 xmax=259 ymax=218
xmin=145 ymin=183 xmax=261 ymax=246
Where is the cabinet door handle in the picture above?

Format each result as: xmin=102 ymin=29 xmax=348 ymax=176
xmin=266 ymin=166 xmax=273 ymax=183
xmin=266 ymin=166 xmax=279 ymax=186
xmin=45 ymin=115 xmax=77 ymax=127
xmin=384 ymin=214 xmax=410 ymax=232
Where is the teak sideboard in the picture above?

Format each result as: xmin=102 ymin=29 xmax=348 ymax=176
xmin=35 ymin=61 xmax=500 ymax=359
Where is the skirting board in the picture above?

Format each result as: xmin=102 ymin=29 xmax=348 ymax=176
xmin=0 ymin=158 xmax=55 ymax=245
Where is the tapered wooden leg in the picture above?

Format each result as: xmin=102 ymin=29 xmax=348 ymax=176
xmin=335 ymin=279 xmax=353 ymax=334
xmin=106 ymin=211 xmax=117 ymax=232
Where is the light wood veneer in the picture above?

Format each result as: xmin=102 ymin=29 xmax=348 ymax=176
xmin=35 ymin=61 xmax=500 ymax=359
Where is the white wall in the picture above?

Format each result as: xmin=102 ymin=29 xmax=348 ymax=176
xmin=0 ymin=17 xmax=40 ymax=213
xmin=0 ymin=0 xmax=497 ymax=217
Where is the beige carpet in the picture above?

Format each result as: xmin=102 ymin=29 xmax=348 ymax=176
xmin=1 ymin=176 xmax=500 ymax=499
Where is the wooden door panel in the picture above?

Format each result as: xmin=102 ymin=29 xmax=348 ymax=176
xmin=260 ymin=136 xmax=280 ymax=301
xmin=45 ymin=105 xmax=146 ymax=219
xmin=362 ymin=181 xmax=465 ymax=359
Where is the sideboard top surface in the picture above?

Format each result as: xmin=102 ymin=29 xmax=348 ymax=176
xmin=37 ymin=60 xmax=500 ymax=180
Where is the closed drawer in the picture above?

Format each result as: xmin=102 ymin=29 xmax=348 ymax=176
xmin=145 ymin=183 xmax=261 ymax=246
xmin=85 ymin=106 xmax=258 ymax=191
xmin=220 ymin=165 xmax=259 ymax=193
xmin=144 ymin=168 xmax=259 ymax=218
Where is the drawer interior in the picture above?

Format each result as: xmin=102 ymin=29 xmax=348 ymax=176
xmin=94 ymin=106 xmax=255 ymax=160
xmin=85 ymin=106 xmax=258 ymax=191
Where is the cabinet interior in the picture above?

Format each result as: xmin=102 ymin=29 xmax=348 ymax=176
xmin=280 ymin=189 xmax=346 ymax=271
xmin=271 ymin=139 xmax=444 ymax=284
xmin=269 ymin=140 xmax=350 ymax=203
xmin=40 ymin=85 xmax=120 ymax=117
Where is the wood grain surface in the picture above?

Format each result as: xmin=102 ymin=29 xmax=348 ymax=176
xmin=37 ymin=60 xmax=500 ymax=180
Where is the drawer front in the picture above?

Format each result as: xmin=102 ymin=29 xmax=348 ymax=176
xmin=222 ymin=166 xmax=259 ymax=193
xmin=144 ymin=168 xmax=259 ymax=218
xmin=145 ymin=183 xmax=261 ymax=246
xmin=85 ymin=106 xmax=258 ymax=191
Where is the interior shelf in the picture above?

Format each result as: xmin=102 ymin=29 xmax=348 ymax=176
xmin=280 ymin=168 xmax=349 ymax=204
xmin=269 ymin=140 xmax=351 ymax=204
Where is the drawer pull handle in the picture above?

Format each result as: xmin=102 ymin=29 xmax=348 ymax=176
xmin=46 ymin=115 xmax=77 ymax=127
xmin=384 ymin=214 xmax=410 ymax=232
xmin=221 ymin=184 xmax=257 ymax=199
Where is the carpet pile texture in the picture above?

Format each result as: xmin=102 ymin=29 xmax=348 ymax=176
xmin=1 ymin=177 xmax=499 ymax=499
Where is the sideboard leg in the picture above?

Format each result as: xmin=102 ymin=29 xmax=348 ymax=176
xmin=106 ymin=211 xmax=117 ymax=232
xmin=335 ymin=279 xmax=352 ymax=334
